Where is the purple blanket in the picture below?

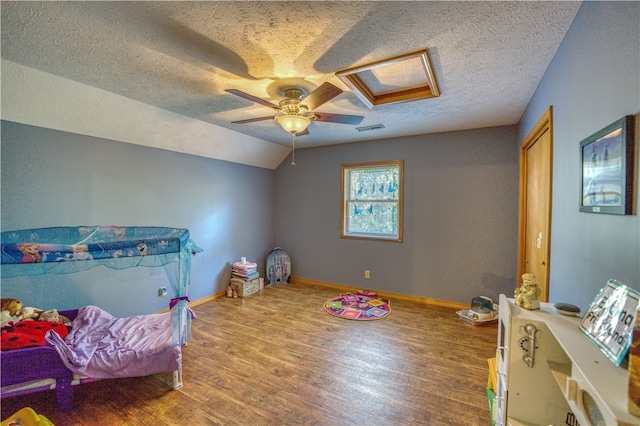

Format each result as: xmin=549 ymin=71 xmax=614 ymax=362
xmin=46 ymin=305 xmax=180 ymax=379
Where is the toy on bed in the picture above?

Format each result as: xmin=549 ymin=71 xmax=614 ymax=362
xmin=1 ymin=298 xmax=74 ymax=353
xmin=1 ymin=298 xmax=71 ymax=329
xmin=0 ymin=226 xmax=201 ymax=412
xmin=1 ymin=318 xmax=69 ymax=355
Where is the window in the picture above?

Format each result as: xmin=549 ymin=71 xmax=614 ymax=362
xmin=341 ymin=160 xmax=403 ymax=242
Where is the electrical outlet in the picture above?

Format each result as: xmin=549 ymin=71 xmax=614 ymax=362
xmin=365 ymin=270 xmax=370 ymax=278
xmin=158 ymin=287 xmax=167 ymax=297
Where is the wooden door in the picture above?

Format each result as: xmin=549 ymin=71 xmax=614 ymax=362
xmin=518 ymin=107 xmax=553 ymax=302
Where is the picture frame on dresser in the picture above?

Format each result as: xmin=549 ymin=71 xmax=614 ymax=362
xmin=579 ymin=115 xmax=635 ymax=215
xmin=579 ymin=279 xmax=640 ymax=366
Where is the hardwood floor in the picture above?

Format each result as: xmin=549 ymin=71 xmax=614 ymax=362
xmin=1 ymin=282 xmax=498 ymax=425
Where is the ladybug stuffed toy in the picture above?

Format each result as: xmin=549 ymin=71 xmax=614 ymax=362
xmin=1 ymin=321 xmax=69 ymax=351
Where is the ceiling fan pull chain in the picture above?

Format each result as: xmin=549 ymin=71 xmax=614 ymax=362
xmin=291 ymin=132 xmax=296 ymax=166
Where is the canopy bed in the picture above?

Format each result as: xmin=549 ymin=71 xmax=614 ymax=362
xmin=0 ymin=225 xmax=201 ymax=412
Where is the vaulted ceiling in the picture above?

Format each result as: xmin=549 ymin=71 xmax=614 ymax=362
xmin=1 ymin=1 xmax=582 ymax=164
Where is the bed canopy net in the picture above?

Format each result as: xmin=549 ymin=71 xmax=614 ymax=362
xmin=1 ymin=225 xmax=202 ymax=345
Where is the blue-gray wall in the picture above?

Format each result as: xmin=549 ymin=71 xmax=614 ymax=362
xmin=519 ymin=1 xmax=640 ymax=312
xmin=2 ymin=2 xmax=638 ymax=315
xmin=1 ymin=121 xmax=274 ymax=316
xmin=274 ymin=126 xmax=520 ymax=304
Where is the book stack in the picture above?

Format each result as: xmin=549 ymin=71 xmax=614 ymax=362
xmin=229 ymin=259 xmax=261 ymax=298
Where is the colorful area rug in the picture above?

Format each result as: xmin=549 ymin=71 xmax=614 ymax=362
xmin=324 ymin=291 xmax=390 ymax=321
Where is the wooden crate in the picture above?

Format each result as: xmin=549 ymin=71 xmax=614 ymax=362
xmin=230 ymin=277 xmax=260 ymax=298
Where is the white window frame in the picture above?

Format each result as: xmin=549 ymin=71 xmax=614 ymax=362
xmin=341 ymin=160 xmax=403 ymax=242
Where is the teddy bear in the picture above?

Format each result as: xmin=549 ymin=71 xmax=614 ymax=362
xmin=1 ymin=298 xmax=23 ymax=327
xmin=16 ymin=307 xmax=44 ymax=321
xmin=1 ymin=298 xmax=22 ymax=316
xmin=38 ymin=309 xmax=71 ymax=324
xmin=1 ymin=298 xmax=71 ymax=327
xmin=515 ymin=273 xmax=542 ymax=310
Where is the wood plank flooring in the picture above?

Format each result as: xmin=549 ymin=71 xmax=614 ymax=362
xmin=1 ymin=282 xmax=498 ymax=425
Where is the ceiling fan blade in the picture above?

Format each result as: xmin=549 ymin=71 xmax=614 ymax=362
xmin=302 ymin=82 xmax=343 ymax=110
xmin=295 ymin=128 xmax=310 ymax=136
xmin=231 ymin=116 xmax=275 ymax=124
xmin=314 ymin=112 xmax=364 ymax=125
xmin=226 ymin=89 xmax=280 ymax=109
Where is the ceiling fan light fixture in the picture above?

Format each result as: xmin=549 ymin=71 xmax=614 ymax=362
xmin=275 ymin=114 xmax=311 ymax=134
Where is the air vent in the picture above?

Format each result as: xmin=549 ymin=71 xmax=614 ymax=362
xmin=356 ymin=124 xmax=385 ymax=132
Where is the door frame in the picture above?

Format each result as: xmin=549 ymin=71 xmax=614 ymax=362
xmin=517 ymin=106 xmax=553 ymax=301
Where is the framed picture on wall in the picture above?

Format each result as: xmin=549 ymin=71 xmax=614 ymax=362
xmin=579 ymin=115 xmax=635 ymax=215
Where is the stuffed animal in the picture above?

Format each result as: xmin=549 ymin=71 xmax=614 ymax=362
xmin=39 ymin=309 xmax=71 ymax=324
xmin=1 ymin=298 xmax=22 ymax=316
xmin=0 ymin=311 xmax=13 ymax=328
xmin=1 ymin=321 xmax=69 ymax=351
xmin=515 ymin=273 xmax=542 ymax=310
xmin=15 ymin=307 xmax=43 ymax=321
xmin=1 ymin=298 xmax=24 ymax=327
xmin=1 ymin=298 xmax=71 ymax=328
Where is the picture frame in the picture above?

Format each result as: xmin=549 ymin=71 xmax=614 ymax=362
xmin=579 ymin=115 xmax=635 ymax=215
xmin=579 ymin=279 xmax=640 ymax=366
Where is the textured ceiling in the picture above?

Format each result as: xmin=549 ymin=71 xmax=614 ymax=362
xmin=1 ymin=1 xmax=582 ymax=150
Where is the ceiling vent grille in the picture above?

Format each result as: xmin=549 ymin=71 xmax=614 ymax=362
xmin=356 ymin=124 xmax=385 ymax=132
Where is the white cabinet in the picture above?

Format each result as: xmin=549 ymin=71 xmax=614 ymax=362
xmin=494 ymin=294 xmax=639 ymax=426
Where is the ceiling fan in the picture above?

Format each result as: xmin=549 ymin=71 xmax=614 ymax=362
xmin=225 ymin=82 xmax=364 ymax=137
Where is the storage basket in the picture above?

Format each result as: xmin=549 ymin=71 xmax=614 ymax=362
xmin=230 ymin=277 xmax=260 ymax=298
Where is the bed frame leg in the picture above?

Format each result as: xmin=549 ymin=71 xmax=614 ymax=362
xmin=172 ymin=369 xmax=183 ymax=390
xmin=172 ymin=353 xmax=183 ymax=390
xmin=56 ymin=378 xmax=73 ymax=412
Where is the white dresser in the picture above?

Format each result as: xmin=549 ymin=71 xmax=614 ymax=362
xmin=494 ymin=294 xmax=639 ymax=426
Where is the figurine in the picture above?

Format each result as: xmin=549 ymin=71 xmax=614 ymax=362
xmin=226 ymin=285 xmax=233 ymax=298
xmin=515 ymin=273 xmax=541 ymax=310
